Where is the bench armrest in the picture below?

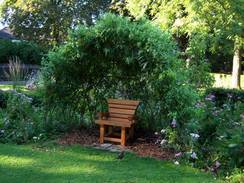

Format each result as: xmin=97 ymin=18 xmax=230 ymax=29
xmin=98 ymin=112 xmax=109 ymax=120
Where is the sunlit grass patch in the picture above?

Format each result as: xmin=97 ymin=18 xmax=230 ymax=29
xmin=0 ymin=143 xmax=218 ymax=183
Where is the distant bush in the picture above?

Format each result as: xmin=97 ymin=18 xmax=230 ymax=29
xmin=0 ymin=40 xmax=43 ymax=64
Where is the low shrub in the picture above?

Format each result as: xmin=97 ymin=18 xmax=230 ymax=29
xmin=205 ymin=88 xmax=244 ymax=106
xmin=226 ymin=169 xmax=244 ymax=183
xmin=0 ymin=90 xmax=8 ymax=108
xmin=0 ymin=90 xmax=82 ymax=144
xmin=0 ymin=91 xmax=42 ymax=143
xmin=196 ymin=99 xmax=244 ymax=174
xmin=155 ymin=89 xmax=244 ymax=176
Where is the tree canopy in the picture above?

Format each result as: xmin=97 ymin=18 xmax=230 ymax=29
xmin=0 ymin=0 xmax=112 ymax=46
xmin=112 ymin=0 xmax=244 ymax=88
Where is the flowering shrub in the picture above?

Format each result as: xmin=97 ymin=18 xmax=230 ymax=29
xmin=154 ymin=90 xmax=243 ymax=177
xmin=0 ymin=90 xmax=82 ymax=143
xmin=195 ymin=95 xmax=244 ymax=175
xmin=0 ymin=91 xmax=42 ymax=143
xmin=205 ymin=88 xmax=244 ymax=106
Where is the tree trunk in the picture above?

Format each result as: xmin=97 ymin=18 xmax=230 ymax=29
xmin=231 ymin=40 xmax=242 ymax=89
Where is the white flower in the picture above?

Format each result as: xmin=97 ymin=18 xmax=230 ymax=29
xmin=205 ymin=94 xmax=215 ymax=101
xmin=190 ymin=133 xmax=200 ymax=139
xmin=160 ymin=129 xmax=166 ymax=134
xmin=215 ymin=161 xmax=221 ymax=168
xmin=175 ymin=152 xmax=182 ymax=158
xmin=190 ymin=152 xmax=198 ymax=159
xmin=33 ymin=136 xmax=38 ymax=140
xmin=160 ymin=139 xmax=167 ymax=145
xmin=154 ymin=132 xmax=159 ymax=135
xmin=174 ymin=161 xmax=180 ymax=165
xmin=171 ymin=118 xmax=177 ymax=128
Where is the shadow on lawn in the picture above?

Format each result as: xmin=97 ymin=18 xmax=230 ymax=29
xmin=0 ymin=144 xmax=217 ymax=183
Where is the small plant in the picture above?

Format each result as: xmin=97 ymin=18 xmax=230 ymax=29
xmin=4 ymin=56 xmax=26 ymax=89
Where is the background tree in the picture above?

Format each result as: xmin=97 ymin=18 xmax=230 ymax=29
xmin=112 ymin=0 xmax=244 ymax=88
xmin=0 ymin=0 xmax=111 ymax=47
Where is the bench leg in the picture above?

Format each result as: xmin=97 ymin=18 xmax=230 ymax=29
xmin=100 ymin=125 xmax=104 ymax=144
xmin=121 ymin=127 xmax=126 ymax=146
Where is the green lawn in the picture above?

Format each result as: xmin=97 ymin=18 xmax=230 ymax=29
xmin=0 ymin=143 xmax=217 ymax=183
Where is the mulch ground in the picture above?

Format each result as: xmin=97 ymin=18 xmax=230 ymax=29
xmin=58 ymin=128 xmax=175 ymax=160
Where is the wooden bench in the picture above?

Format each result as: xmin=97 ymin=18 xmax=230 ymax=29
xmin=95 ymin=99 xmax=140 ymax=146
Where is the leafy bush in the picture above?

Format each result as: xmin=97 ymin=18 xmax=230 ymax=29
xmin=0 ymin=91 xmax=42 ymax=143
xmin=0 ymin=40 xmax=43 ymax=64
xmin=155 ymin=90 xmax=244 ymax=176
xmin=0 ymin=90 xmax=7 ymax=108
xmin=42 ymin=13 xmax=199 ymax=146
xmin=196 ymin=98 xmax=244 ymax=173
xmin=205 ymin=88 xmax=244 ymax=106
xmin=0 ymin=90 xmax=82 ymax=143
xmin=226 ymin=169 xmax=244 ymax=183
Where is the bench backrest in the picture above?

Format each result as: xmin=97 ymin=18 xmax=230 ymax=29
xmin=108 ymin=99 xmax=140 ymax=122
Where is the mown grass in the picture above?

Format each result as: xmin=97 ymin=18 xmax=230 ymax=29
xmin=0 ymin=143 xmax=218 ymax=183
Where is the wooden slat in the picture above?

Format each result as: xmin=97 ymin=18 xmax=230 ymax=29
xmin=104 ymin=137 xmax=121 ymax=143
xmin=109 ymin=113 xmax=133 ymax=119
xmin=109 ymin=104 xmax=138 ymax=110
xmin=107 ymin=117 xmax=130 ymax=122
xmin=109 ymin=108 xmax=135 ymax=115
xmin=108 ymin=99 xmax=140 ymax=106
xmin=95 ymin=120 xmax=132 ymax=127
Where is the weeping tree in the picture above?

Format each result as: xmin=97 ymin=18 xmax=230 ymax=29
xmin=112 ymin=0 xmax=244 ymax=88
xmin=42 ymin=14 xmax=199 ymax=146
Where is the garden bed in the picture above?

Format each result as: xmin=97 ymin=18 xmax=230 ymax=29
xmin=58 ymin=129 xmax=175 ymax=160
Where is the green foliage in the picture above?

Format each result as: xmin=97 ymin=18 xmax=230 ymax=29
xmin=226 ymin=169 xmax=244 ymax=183
xmin=0 ymin=90 xmax=82 ymax=144
xmin=113 ymin=0 xmax=244 ymax=86
xmin=113 ymin=0 xmax=215 ymax=88
xmin=0 ymin=91 xmax=42 ymax=143
xmin=155 ymin=89 xmax=244 ymax=175
xmin=0 ymin=90 xmax=7 ymax=108
xmin=196 ymin=99 xmax=244 ymax=173
xmin=42 ymin=13 xmax=199 ymax=146
xmin=0 ymin=0 xmax=111 ymax=46
xmin=205 ymin=88 xmax=244 ymax=106
xmin=0 ymin=40 xmax=43 ymax=64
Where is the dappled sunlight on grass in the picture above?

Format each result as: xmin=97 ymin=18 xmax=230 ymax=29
xmin=43 ymin=165 xmax=98 ymax=174
xmin=0 ymin=154 xmax=35 ymax=166
xmin=0 ymin=143 xmax=218 ymax=183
